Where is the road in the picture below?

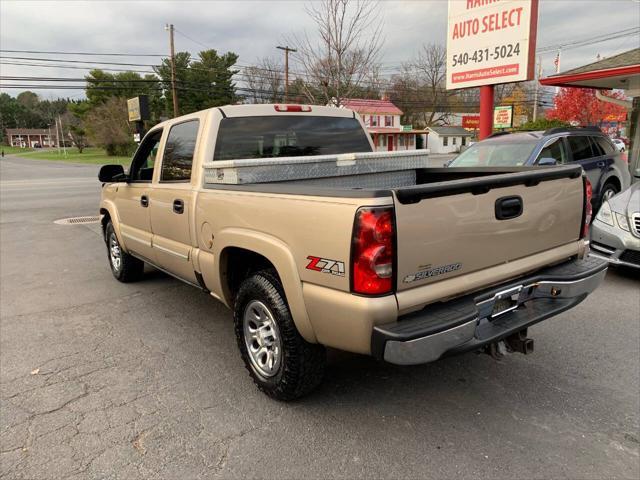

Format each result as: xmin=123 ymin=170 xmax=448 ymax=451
xmin=1 ymin=155 xmax=638 ymax=479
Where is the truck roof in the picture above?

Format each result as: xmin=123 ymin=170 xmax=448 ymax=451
xmin=153 ymin=104 xmax=356 ymax=130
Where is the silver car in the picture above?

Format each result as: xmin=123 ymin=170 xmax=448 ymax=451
xmin=590 ymin=182 xmax=640 ymax=269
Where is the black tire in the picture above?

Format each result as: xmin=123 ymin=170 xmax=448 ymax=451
xmin=104 ymin=221 xmax=144 ymax=282
xmin=600 ymin=181 xmax=620 ymax=206
xmin=233 ymin=269 xmax=326 ymax=401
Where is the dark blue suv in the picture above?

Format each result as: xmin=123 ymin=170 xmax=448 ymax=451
xmin=449 ymin=127 xmax=631 ymax=209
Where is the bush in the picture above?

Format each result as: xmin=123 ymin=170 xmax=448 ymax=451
xmin=105 ymin=143 xmax=137 ymax=157
xmin=516 ymin=118 xmax=569 ymax=131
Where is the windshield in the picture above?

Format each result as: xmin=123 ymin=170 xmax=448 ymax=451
xmin=214 ymin=116 xmax=372 ymax=161
xmin=449 ymin=140 xmax=538 ymax=167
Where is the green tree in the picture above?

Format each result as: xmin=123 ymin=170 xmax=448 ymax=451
xmin=85 ymin=69 xmax=164 ymax=121
xmin=64 ymin=102 xmax=91 ymax=153
xmin=16 ymin=91 xmax=39 ymax=110
xmin=0 ymin=91 xmax=69 ymax=131
xmin=154 ymin=49 xmax=239 ymax=116
xmin=85 ymin=97 xmax=135 ymax=156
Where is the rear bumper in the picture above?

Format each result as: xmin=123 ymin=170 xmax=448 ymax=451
xmin=372 ymin=257 xmax=607 ymax=365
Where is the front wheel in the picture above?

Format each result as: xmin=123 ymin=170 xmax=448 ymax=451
xmin=234 ymin=270 xmax=326 ymax=401
xmin=600 ymin=181 xmax=619 ymax=204
xmin=105 ymin=221 xmax=144 ymax=282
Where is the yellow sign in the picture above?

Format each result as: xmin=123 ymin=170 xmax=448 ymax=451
xmin=127 ymin=98 xmax=142 ymax=122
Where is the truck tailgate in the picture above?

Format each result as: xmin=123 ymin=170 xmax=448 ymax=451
xmin=392 ymin=166 xmax=585 ymax=298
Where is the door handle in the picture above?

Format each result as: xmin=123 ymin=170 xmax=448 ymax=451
xmin=140 ymin=195 xmax=149 ymax=208
xmin=597 ymin=161 xmax=606 ymax=168
xmin=173 ymin=199 xmax=184 ymax=214
xmin=495 ymin=196 xmax=523 ymax=220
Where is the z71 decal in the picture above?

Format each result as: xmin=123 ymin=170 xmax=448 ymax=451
xmin=403 ymin=263 xmax=462 ymax=283
xmin=306 ymin=256 xmax=345 ymax=277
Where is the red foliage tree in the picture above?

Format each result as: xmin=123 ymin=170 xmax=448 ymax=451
xmin=546 ymin=88 xmax=627 ymax=126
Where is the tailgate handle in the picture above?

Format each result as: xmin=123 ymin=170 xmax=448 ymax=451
xmin=495 ymin=196 xmax=523 ymax=220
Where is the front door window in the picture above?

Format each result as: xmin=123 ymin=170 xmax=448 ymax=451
xmin=130 ymin=130 xmax=163 ymax=182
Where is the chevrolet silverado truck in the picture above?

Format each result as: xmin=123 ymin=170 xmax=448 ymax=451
xmin=98 ymin=104 xmax=607 ymax=400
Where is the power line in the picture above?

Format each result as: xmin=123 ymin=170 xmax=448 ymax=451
xmin=3 ymin=26 xmax=637 ymax=83
xmin=173 ymin=28 xmax=212 ymax=50
xmin=0 ymin=49 xmax=165 ymax=57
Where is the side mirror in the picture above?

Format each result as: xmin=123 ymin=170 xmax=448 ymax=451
xmin=538 ymin=157 xmax=557 ymax=166
xmin=99 ymin=164 xmax=126 ymax=183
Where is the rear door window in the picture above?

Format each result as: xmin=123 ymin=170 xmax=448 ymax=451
xmin=537 ymin=137 xmax=568 ymax=164
xmin=567 ymin=135 xmax=594 ymax=161
xmin=161 ymin=120 xmax=199 ymax=182
xmin=592 ymin=136 xmax=616 ymax=156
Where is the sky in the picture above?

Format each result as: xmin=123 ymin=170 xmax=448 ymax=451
xmin=1 ymin=0 xmax=639 ymax=99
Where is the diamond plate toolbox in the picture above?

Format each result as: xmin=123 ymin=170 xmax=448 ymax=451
xmin=202 ymin=149 xmax=430 ymax=185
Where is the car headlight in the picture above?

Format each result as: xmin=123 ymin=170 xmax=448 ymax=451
xmin=615 ymin=212 xmax=630 ymax=231
xmin=596 ymin=201 xmax=614 ymax=226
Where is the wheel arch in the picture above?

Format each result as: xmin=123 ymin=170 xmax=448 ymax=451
xmin=601 ymin=174 xmax=621 ymax=192
xmin=99 ymin=201 xmax=126 ymax=249
xmin=208 ymin=228 xmax=317 ymax=343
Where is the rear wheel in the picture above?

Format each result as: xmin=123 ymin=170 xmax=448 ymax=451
xmin=105 ymin=222 xmax=144 ymax=282
xmin=233 ymin=269 xmax=326 ymax=401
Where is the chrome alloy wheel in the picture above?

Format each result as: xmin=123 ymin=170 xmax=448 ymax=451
xmin=243 ymin=300 xmax=282 ymax=378
xmin=109 ymin=233 xmax=122 ymax=273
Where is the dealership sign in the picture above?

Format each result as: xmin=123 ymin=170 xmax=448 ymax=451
xmin=462 ymin=115 xmax=480 ymax=129
xmin=493 ymin=106 xmax=514 ymax=128
xmin=446 ymin=0 xmax=539 ymax=89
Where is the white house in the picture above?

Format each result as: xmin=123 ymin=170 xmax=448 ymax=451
xmin=340 ymin=98 xmax=426 ymax=152
xmin=426 ymin=126 xmax=474 ymax=154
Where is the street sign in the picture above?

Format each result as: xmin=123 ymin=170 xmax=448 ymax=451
xmin=446 ymin=0 xmax=539 ymax=89
xmin=402 ymin=125 xmax=413 ymax=132
xmin=462 ymin=115 xmax=480 ymax=129
xmin=493 ymin=106 xmax=514 ymax=129
xmin=127 ymin=96 xmax=150 ymax=122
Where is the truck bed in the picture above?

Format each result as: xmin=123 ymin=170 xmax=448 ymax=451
xmin=203 ymin=161 xmax=585 ymax=304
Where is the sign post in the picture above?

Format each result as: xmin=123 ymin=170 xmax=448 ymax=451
xmin=479 ymin=86 xmax=494 ymax=139
xmin=127 ymin=96 xmax=150 ymax=144
xmin=446 ymin=0 xmax=539 ymax=139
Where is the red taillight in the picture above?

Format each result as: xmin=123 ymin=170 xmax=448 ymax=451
xmin=274 ymin=104 xmax=312 ymax=112
xmin=581 ymin=178 xmax=593 ymax=238
xmin=352 ymin=207 xmax=395 ymax=295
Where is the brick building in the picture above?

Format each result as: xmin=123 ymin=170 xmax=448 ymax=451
xmin=5 ymin=128 xmax=58 ymax=148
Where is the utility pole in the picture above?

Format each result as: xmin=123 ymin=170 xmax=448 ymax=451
xmin=58 ymin=116 xmax=67 ymax=156
xmin=54 ymin=119 xmax=61 ymax=155
xmin=276 ymin=45 xmax=297 ymax=102
xmin=166 ymin=23 xmax=179 ymax=117
xmin=532 ymin=56 xmax=542 ymax=121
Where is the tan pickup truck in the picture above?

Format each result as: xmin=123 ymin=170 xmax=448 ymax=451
xmin=98 ymin=104 xmax=607 ymax=400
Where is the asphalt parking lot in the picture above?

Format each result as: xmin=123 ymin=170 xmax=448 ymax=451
xmin=1 ymin=155 xmax=638 ymax=480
